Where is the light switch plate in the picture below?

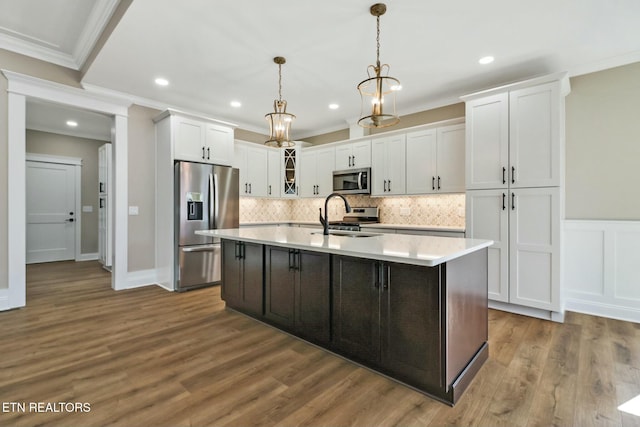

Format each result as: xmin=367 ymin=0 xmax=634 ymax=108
xmin=128 ymin=206 xmax=139 ymax=215
xmin=82 ymin=205 xmax=93 ymax=213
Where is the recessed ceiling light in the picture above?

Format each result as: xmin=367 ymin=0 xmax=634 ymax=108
xmin=479 ymin=56 xmax=495 ymax=65
xmin=230 ymin=101 xmax=242 ymax=108
xmin=329 ymin=103 xmax=339 ymax=110
xmin=154 ymin=77 xmax=169 ymax=86
xmin=66 ymin=120 xmax=78 ymax=127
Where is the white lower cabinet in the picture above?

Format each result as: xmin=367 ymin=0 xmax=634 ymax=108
xmin=466 ymin=187 xmax=560 ymax=311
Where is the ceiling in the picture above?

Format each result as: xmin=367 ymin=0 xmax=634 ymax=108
xmin=3 ymin=0 xmax=640 ymax=140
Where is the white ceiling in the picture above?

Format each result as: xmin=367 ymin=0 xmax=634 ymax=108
xmin=26 ymin=99 xmax=112 ymax=141
xmin=3 ymin=0 xmax=640 ymax=139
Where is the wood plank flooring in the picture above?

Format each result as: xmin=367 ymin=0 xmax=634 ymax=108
xmin=0 ymin=260 xmax=638 ymax=426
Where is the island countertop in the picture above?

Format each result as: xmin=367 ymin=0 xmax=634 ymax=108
xmin=196 ymin=226 xmax=492 ymax=267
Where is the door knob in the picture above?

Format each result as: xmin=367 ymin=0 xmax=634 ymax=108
xmin=66 ymin=218 xmax=74 ymax=222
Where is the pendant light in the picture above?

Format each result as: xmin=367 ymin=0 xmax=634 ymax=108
xmin=265 ymin=56 xmax=296 ymax=147
xmin=357 ymin=3 xmax=401 ymax=128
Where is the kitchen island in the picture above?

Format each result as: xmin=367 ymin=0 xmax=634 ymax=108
xmin=196 ymin=226 xmax=493 ymax=405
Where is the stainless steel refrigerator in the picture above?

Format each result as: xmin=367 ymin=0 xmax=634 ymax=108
xmin=174 ymin=161 xmax=239 ymax=291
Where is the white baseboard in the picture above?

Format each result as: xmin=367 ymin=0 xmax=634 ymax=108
xmin=125 ymin=269 xmax=158 ymax=289
xmin=565 ymin=298 xmax=640 ymax=324
xmin=77 ymin=252 xmax=99 ymax=262
xmin=489 ymin=300 xmax=564 ymax=323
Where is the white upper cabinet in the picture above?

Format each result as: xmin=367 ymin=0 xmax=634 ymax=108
xmin=234 ymin=142 xmax=268 ymax=197
xmin=509 ymin=82 xmax=561 ymax=188
xmin=205 ymin=123 xmax=234 ymax=166
xmin=170 ymin=113 xmax=234 ymax=166
xmin=267 ymin=149 xmax=281 ymax=198
xmin=464 ymin=93 xmax=509 ymax=190
xmin=335 ymin=140 xmax=371 ymax=170
xmin=300 ymin=147 xmax=335 ymax=197
xmin=406 ymin=124 xmax=465 ymax=194
xmin=464 ymin=77 xmax=565 ymax=190
xmin=372 ymin=134 xmax=406 ymax=196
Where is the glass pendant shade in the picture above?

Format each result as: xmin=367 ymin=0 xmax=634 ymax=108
xmin=358 ymin=3 xmax=401 ymax=129
xmin=265 ymin=99 xmax=295 ymax=148
xmin=265 ymin=56 xmax=296 ymax=147
xmin=357 ymin=64 xmax=400 ymax=128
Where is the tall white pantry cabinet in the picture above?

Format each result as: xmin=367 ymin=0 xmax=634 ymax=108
xmin=462 ymin=72 xmax=570 ymax=318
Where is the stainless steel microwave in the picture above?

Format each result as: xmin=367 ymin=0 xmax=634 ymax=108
xmin=332 ymin=168 xmax=371 ymax=194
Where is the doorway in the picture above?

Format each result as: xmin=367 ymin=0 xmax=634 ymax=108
xmin=25 ymin=155 xmax=81 ymax=264
xmin=4 ymin=70 xmax=130 ymax=309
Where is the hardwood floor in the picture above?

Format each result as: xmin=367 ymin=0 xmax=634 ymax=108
xmin=0 ymin=261 xmax=638 ymax=426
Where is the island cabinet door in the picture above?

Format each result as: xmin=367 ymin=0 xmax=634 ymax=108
xmin=332 ymin=255 xmax=381 ymax=364
xmin=221 ymin=240 xmax=264 ymax=317
xmin=294 ymin=251 xmax=331 ymax=344
xmin=380 ymin=263 xmax=443 ymax=391
xmin=264 ymin=246 xmax=296 ymax=329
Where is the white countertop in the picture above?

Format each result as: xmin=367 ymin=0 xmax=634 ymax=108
xmin=196 ymin=226 xmax=492 ymax=267
xmin=240 ymin=221 xmax=465 ymax=233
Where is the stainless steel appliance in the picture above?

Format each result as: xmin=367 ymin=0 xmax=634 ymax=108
xmin=332 ymin=167 xmax=371 ymax=194
xmin=175 ymin=161 xmax=239 ymax=291
xmin=329 ymin=206 xmax=379 ymax=231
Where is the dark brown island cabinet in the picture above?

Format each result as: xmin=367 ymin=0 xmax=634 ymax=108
xmin=220 ymin=238 xmax=489 ymax=405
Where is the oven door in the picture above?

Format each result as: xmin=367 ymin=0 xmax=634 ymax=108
xmin=332 ymin=168 xmax=371 ymax=194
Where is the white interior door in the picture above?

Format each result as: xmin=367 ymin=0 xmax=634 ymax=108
xmin=26 ymin=160 xmax=78 ymax=264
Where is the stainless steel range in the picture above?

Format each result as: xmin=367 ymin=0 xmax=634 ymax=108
xmin=329 ymin=207 xmax=379 ymax=231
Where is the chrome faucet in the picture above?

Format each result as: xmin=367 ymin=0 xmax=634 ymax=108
xmin=319 ymin=192 xmax=352 ymax=235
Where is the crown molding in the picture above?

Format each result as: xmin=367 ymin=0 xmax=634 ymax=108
xmin=73 ymin=0 xmax=120 ymax=70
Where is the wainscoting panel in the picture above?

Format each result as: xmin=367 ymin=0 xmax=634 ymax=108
xmin=564 ymin=220 xmax=640 ymax=323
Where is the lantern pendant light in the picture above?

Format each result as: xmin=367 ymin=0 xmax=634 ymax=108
xmin=265 ymin=56 xmax=296 ymax=147
xmin=357 ymin=3 xmax=401 ymax=128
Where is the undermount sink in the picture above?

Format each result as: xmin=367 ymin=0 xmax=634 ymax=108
xmin=311 ymin=231 xmax=381 ymax=238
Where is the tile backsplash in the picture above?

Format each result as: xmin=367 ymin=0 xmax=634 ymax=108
xmin=240 ymin=194 xmax=465 ymax=228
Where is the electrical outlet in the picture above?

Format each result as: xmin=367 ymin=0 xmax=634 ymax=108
xmin=400 ymin=207 xmax=411 ymax=216
xmin=128 ymin=206 xmax=139 ymax=215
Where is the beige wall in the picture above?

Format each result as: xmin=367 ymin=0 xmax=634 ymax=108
xmin=127 ymin=104 xmax=161 ymax=271
xmin=26 ymin=130 xmax=106 ymax=255
xmin=235 ymin=128 xmax=268 ymax=144
xmin=565 ymin=62 xmax=640 ymax=220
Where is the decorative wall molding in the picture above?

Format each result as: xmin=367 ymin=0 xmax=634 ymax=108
xmin=564 ymin=220 xmax=640 ymax=324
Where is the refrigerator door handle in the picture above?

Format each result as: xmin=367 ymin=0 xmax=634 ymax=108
xmin=182 ymin=244 xmax=218 ymax=253
xmin=213 ymin=173 xmax=219 ymax=227
xmin=209 ymin=173 xmax=215 ymax=229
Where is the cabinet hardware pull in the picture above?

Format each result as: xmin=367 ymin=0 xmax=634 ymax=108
xmin=388 ymin=180 xmax=391 ymax=192
xmin=207 ymin=147 xmax=210 ymax=160
xmin=245 ymin=183 xmax=248 ymax=193
xmin=437 ymin=176 xmax=441 ymax=190
xmin=502 ymin=193 xmax=506 ymax=210
xmin=296 ymin=250 xmax=301 ymax=271
xmin=268 ymin=185 xmax=271 ymax=195
xmin=234 ymin=242 xmax=240 ymax=258
xmin=383 ymin=180 xmax=387 ymax=192
xmin=240 ymin=242 xmax=245 ymax=259
xmin=249 ymin=183 xmax=252 ymax=194
xmin=352 ymin=155 xmax=355 ymax=167
xmin=202 ymin=147 xmax=206 ymax=159
xmin=502 ymin=167 xmax=506 ymax=185
xmin=511 ymin=192 xmax=515 ymax=210
xmin=432 ymin=176 xmax=435 ymax=190
xmin=512 ymin=166 xmax=515 ymax=184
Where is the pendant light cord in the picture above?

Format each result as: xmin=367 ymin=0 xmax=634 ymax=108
xmin=278 ymin=63 xmax=283 ymax=102
xmin=376 ymin=14 xmax=381 ymax=68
